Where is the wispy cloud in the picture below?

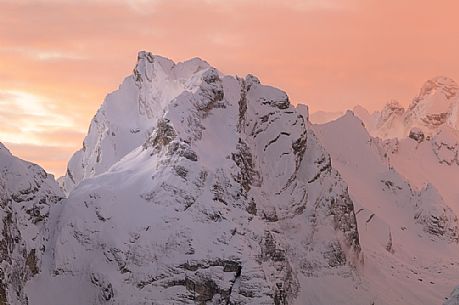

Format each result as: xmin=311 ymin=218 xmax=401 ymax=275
xmin=0 ymin=90 xmax=85 ymax=176
xmin=0 ymin=47 xmax=86 ymax=61
xmin=0 ymin=90 xmax=80 ymax=144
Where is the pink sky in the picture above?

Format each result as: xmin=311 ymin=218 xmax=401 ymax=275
xmin=1 ymin=0 xmax=459 ymax=176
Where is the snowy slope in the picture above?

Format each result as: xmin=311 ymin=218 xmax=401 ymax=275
xmin=342 ymin=77 xmax=459 ymax=303
xmin=0 ymin=143 xmax=64 ymax=304
xmin=381 ymin=126 xmax=459 ymax=215
xmin=25 ymin=53 xmax=364 ymax=305
xmin=313 ymin=112 xmax=459 ymax=305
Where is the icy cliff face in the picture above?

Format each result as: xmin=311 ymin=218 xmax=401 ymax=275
xmin=0 ymin=143 xmax=63 ymax=304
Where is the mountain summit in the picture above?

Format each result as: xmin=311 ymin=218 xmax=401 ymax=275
xmin=405 ymin=76 xmax=459 ymax=131
xmin=29 ymin=52 xmax=362 ymax=304
xmin=60 ymin=51 xmax=212 ymax=194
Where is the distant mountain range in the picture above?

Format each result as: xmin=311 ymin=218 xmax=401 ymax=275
xmin=311 ymin=76 xmax=459 ymax=139
xmin=1 ymin=51 xmax=458 ymax=305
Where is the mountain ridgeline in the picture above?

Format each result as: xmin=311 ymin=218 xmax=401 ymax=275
xmin=1 ymin=51 xmax=458 ymax=305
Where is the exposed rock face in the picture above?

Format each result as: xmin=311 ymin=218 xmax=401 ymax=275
xmin=408 ymin=127 xmax=425 ymax=143
xmin=0 ymin=143 xmax=64 ymax=305
xmin=403 ymin=76 xmax=459 ymax=135
xmin=25 ymin=52 xmax=362 ymax=305
xmin=415 ymin=184 xmax=459 ymax=242
xmin=432 ymin=127 xmax=459 ymax=165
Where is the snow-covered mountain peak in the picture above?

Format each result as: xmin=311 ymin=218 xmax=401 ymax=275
xmin=36 ymin=52 xmax=368 ymax=304
xmin=418 ymin=76 xmax=458 ymax=100
xmin=60 ymin=52 xmax=215 ymax=193
xmin=134 ymin=51 xmax=211 ymax=85
xmin=404 ymin=76 xmax=459 ymax=132
xmin=346 ymin=77 xmax=459 ymax=139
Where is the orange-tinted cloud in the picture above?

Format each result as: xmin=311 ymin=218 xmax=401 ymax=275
xmin=1 ymin=0 xmax=459 ymax=176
